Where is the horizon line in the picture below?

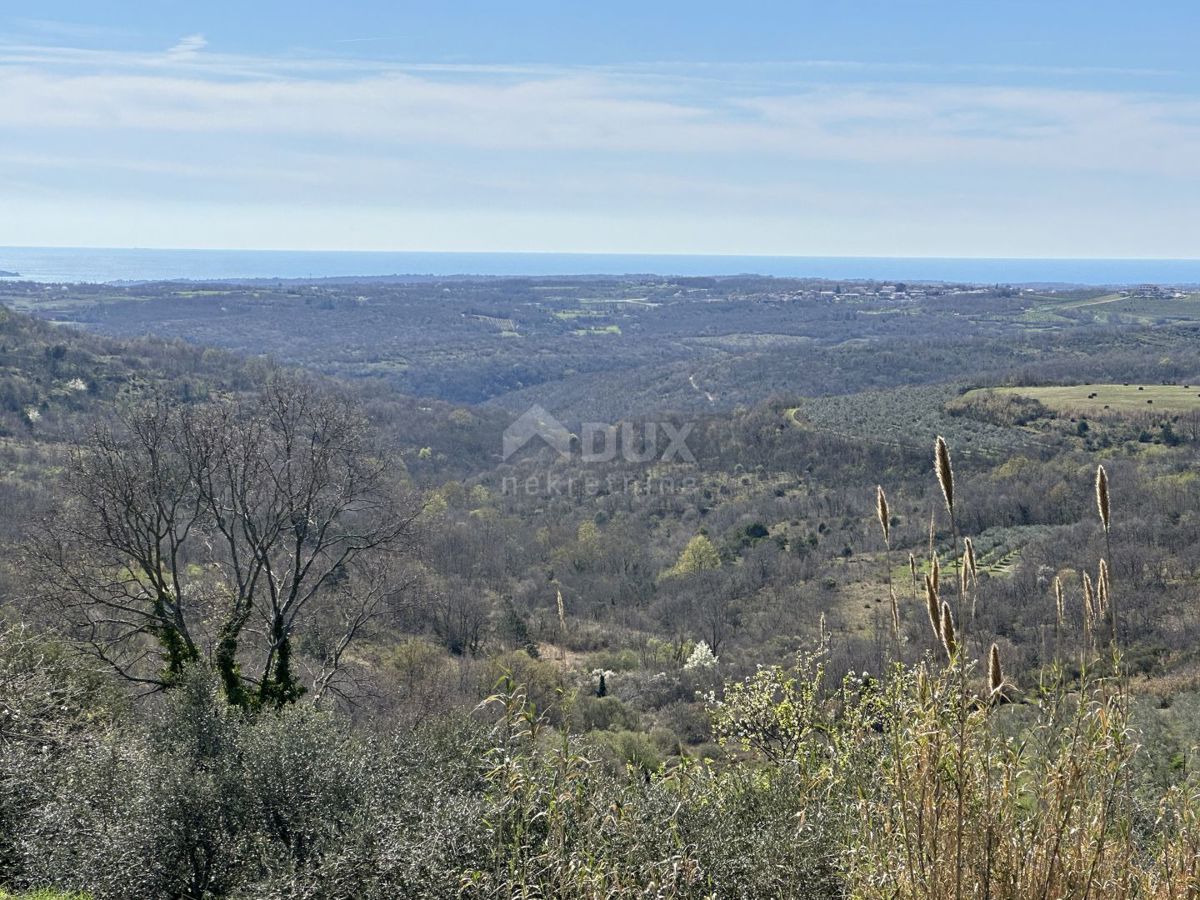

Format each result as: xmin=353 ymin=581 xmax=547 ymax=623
xmin=3 ymin=245 xmax=1200 ymax=263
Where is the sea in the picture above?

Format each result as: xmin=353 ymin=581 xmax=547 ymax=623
xmin=2 ymin=246 xmax=1200 ymax=287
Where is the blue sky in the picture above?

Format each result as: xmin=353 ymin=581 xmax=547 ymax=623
xmin=2 ymin=2 xmax=1199 ymax=257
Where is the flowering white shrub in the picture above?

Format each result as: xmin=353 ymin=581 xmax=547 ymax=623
xmin=683 ymin=640 xmax=718 ymax=671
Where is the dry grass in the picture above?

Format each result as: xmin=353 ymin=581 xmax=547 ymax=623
xmin=854 ymin=437 xmax=1200 ymax=899
xmin=935 ymin=435 xmax=955 ymax=514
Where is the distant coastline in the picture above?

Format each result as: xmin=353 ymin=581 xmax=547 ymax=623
xmin=2 ymin=246 xmax=1200 ymax=287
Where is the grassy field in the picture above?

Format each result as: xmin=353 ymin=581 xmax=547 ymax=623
xmin=1018 ymin=291 xmax=1200 ymax=326
xmin=972 ymin=383 xmax=1200 ymax=416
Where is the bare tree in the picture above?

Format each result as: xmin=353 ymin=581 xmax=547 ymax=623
xmin=695 ymin=571 xmax=741 ymax=656
xmin=423 ymin=573 xmax=489 ymax=657
xmin=304 ymin=555 xmax=420 ymax=706
xmin=29 ymin=376 xmax=423 ymax=706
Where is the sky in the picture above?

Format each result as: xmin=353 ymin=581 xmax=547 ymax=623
xmin=1 ymin=1 xmax=1199 ymax=258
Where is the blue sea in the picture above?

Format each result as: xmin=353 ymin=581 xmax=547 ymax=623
xmin=2 ymin=246 xmax=1200 ymax=286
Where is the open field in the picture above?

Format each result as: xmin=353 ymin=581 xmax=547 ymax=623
xmin=1016 ymin=290 xmax=1200 ymax=326
xmin=969 ymin=383 xmax=1200 ymax=416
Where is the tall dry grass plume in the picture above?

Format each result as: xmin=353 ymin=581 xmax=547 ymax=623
xmin=939 ymin=601 xmax=957 ymax=661
xmin=1096 ymin=463 xmax=1111 ymax=533
xmin=1095 ymin=464 xmax=1119 ymax=648
xmin=876 ymin=485 xmax=890 ymax=546
xmin=925 ymin=574 xmax=940 ymax=637
xmin=875 ymin=485 xmax=901 ymax=654
xmin=916 ymin=662 xmax=930 ymax=704
xmin=935 ymin=435 xmax=955 ymax=515
xmin=1082 ymin=571 xmax=1096 ymax=648
xmin=988 ymin=643 xmax=1004 ymax=697
xmin=1097 ymin=560 xmax=1110 ymax=617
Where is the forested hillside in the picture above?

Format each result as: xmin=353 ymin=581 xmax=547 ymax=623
xmin=3 ymin=280 xmax=1200 ymax=897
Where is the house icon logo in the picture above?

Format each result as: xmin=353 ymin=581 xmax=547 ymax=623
xmin=503 ymin=405 xmax=574 ymax=460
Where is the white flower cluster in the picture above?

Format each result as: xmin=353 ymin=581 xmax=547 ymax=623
xmin=683 ymin=640 xmax=718 ymax=671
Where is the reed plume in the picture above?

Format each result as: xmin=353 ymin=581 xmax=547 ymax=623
xmin=1096 ymin=464 xmax=1110 ymax=533
xmin=1082 ymin=572 xmax=1095 ymax=630
xmin=963 ymin=537 xmax=977 ymax=588
xmin=874 ymin=484 xmax=901 ymax=659
xmin=1054 ymin=576 xmax=1064 ymax=629
xmin=940 ymin=601 xmax=957 ymax=661
xmin=931 ymin=554 xmax=940 ymax=594
xmin=1096 ymin=464 xmax=1119 ymax=649
xmin=988 ymin=643 xmax=1004 ymax=697
xmin=556 ymin=588 xmax=567 ymax=634
xmin=935 ymin=436 xmax=955 ymax=515
xmin=1096 ymin=560 xmax=1110 ymax=616
xmin=909 ymin=552 xmax=918 ymax=586
xmin=925 ymin=574 xmax=941 ymax=636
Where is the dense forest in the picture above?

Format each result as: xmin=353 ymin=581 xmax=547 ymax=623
xmin=3 ymin=277 xmax=1200 ymax=897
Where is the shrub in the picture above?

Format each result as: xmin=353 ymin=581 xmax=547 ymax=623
xmin=572 ymin=695 xmax=639 ymax=733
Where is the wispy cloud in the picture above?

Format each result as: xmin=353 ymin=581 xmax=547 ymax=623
xmin=1 ymin=46 xmax=1197 ymax=176
xmin=0 ymin=36 xmax=1198 ymax=255
xmin=166 ymin=33 xmax=206 ymax=60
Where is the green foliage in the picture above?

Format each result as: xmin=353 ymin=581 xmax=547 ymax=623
xmin=661 ymin=533 xmax=721 ymax=580
xmin=2 ymin=665 xmax=492 ymax=899
xmin=949 ymin=387 xmax=1053 ymax=426
xmin=710 ymin=650 xmax=833 ymax=763
xmin=589 ymin=729 xmax=662 ymax=773
xmin=461 ymin=674 xmax=844 ymax=896
xmin=486 ymin=651 xmax=567 ymax=726
xmin=5 ymin=635 xmax=1200 ymax=897
xmin=572 ymin=695 xmax=639 ymax=733
xmin=584 ymin=647 xmax=639 ymax=673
